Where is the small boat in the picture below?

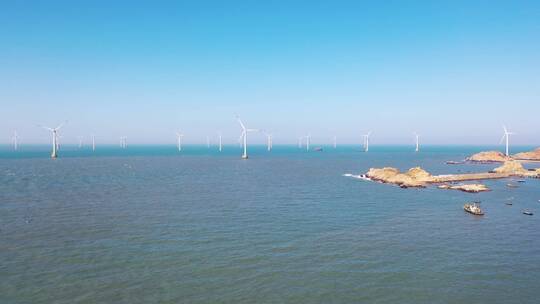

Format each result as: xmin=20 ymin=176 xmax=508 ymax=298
xmin=506 ymin=183 xmax=519 ymax=188
xmin=464 ymin=203 xmax=484 ymax=215
xmin=516 ymin=180 xmax=526 ymax=183
xmin=313 ymin=147 xmax=323 ymax=152
xmin=446 ymin=160 xmax=464 ymax=165
xmin=523 ymin=210 xmax=534 ymax=216
xmin=505 ymin=202 xmax=513 ymax=206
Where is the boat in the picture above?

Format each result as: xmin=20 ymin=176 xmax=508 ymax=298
xmin=505 ymin=202 xmax=513 ymax=206
xmin=506 ymin=183 xmax=519 ymax=188
xmin=516 ymin=180 xmax=526 ymax=183
xmin=313 ymin=147 xmax=323 ymax=152
xmin=446 ymin=160 xmax=464 ymax=165
xmin=523 ymin=210 xmax=534 ymax=216
xmin=464 ymin=203 xmax=484 ymax=215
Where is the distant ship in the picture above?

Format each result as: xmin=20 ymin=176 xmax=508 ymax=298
xmin=464 ymin=202 xmax=484 ymax=215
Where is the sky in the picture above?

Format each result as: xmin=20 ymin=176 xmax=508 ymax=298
xmin=1 ymin=0 xmax=539 ymax=145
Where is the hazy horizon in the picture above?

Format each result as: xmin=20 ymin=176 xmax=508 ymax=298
xmin=1 ymin=1 xmax=539 ymax=145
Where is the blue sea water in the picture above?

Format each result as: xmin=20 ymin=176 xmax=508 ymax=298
xmin=1 ymin=145 xmax=539 ymax=303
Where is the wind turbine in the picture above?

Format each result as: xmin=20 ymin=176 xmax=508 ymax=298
xmin=206 ymin=136 xmax=210 ymax=148
xmin=263 ymin=132 xmax=273 ymax=151
xmin=305 ymin=134 xmax=311 ymax=151
xmin=12 ymin=131 xmax=19 ymax=151
xmin=218 ymin=132 xmax=222 ymax=152
xmin=362 ymin=131 xmax=371 ymax=152
xmin=414 ymin=132 xmax=419 ymax=152
xmin=77 ymin=136 xmax=83 ymax=149
xmin=91 ymin=134 xmax=96 ymax=151
xmin=176 ymin=131 xmax=184 ymax=151
xmin=39 ymin=122 xmax=66 ymax=158
xmin=500 ymin=125 xmax=515 ymax=156
xmin=236 ymin=115 xmax=259 ymax=159
xmin=120 ymin=136 xmax=127 ymax=149
xmin=333 ymin=136 xmax=337 ymax=149
xmin=298 ymin=137 xmax=302 ymax=149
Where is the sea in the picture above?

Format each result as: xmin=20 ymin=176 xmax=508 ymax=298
xmin=1 ymin=145 xmax=539 ymax=303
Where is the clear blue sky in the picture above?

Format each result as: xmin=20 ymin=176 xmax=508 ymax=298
xmin=1 ymin=0 xmax=539 ymax=145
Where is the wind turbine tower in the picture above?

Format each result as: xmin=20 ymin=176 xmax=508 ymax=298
xmin=363 ymin=131 xmax=371 ymax=152
xmin=305 ymin=134 xmax=311 ymax=151
xmin=500 ymin=125 xmax=515 ymax=156
xmin=40 ymin=122 xmax=66 ymax=158
xmin=218 ymin=132 xmax=222 ymax=152
xmin=12 ymin=131 xmax=19 ymax=151
xmin=236 ymin=115 xmax=259 ymax=159
xmin=176 ymin=132 xmax=184 ymax=151
xmin=414 ymin=132 xmax=419 ymax=152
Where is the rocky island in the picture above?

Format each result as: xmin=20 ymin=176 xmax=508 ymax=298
xmin=466 ymin=148 xmax=540 ymax=163
xmin=364 ymin=161 xmax=540 ymax=192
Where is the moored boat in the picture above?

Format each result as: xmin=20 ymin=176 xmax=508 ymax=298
xmin=464 ymin=202 xmax=484 ymax=215
xmin=523 ymin=210 xmax=534 ymax=216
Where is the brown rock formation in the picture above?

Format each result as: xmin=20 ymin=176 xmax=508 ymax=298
xmin=466 ymin=151 xmax=509 ymax=163
xmin=366 ymin=167 xmax=430 ymax=188
xmin=513 ymin=148 xmax=540 ymax=161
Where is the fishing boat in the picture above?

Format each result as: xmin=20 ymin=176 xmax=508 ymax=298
xmin=523 ymin=210 xmax=534 ymax=216
xmin=464 ymin=203 xmax=484 ymax=215
xmin=505 ymin=202 xmax=513 ymax=206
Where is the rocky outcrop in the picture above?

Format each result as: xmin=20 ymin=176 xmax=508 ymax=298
xmin=466 ymin=151 xmax=509 ymax=163
xmin=366 ymin=167 xmax=431 ymax=188
xmin=363 ymin=161 xmax=540 ymax=191
xmin=492 ymin=161 xmax=528 ymax=175
xmin=513 ymin=148 xmax=540 ymax=161
xmin=437 ymin=183 xmax=490 ymax=193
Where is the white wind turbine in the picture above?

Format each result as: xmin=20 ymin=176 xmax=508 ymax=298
xmin=39 ymin=122 xmax=66 ymax=158
xmin=263 ymin=132 xmax=273 ymax=151
xmin=333 ymin=135 xmax=337 ymax=149
xmin=120 ymin=136 xmax=127 ymax=149
xmin=176 ymin=131 xmax=184 ymax=151
xmin=305 ymin=134 xmax=311 ymax=151
xmin=298 ymin=137 xmax=302 ymax=149
xmin=12 ymin=131 xmax=19 ymax=151
xmin=362 ymin=131 xmax=371 ymax=152
xmin=218 ymin=132 xmax=223 ymax=152
xmin=236 ymin=115 xmax=259 ymax=159
xmin=414 ymin=132 xmax=419 ymax=152
xmin=500 ymin=125 xmax=515 ymax=156
xmin=91 ymin=134 xmax=96 ymax=151
xmin=77 ymin=136 xmax=83 ymax=149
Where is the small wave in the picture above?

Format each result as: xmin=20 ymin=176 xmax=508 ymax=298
xmin=343 ymin=173 xmax=372 ymax=181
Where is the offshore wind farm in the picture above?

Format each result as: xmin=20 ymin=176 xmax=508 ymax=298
xmin=2 ymin=1 xmax=540 ymax=304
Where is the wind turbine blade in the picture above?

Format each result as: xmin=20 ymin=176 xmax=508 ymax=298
xmin=38 ymin=125 xmax=54 ymax=131
xmin=236 ymin=115 xmax=246 ymax=130
xmin=503 ymin=125 xmax=508 ymax=134
xmin=499 ymin=133 xmax=506 ymax=144
xmin=56 ymin=121 xmax=67 ymax=130
xmin=247 ymin=129 xmax=259 ymax=132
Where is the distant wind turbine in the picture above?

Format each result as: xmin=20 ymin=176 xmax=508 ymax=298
xmin=176 ymin=131 xmax=184 ymax=151
xmin=236 ymin=115 xmax=259 ymax=159
xmin=120 ymin=136 xmax=127 ymax=149
xmin=77 ymin=136 xmax=83 ymax=149
xmin=298 ymin=137 xmax=302 ymax=149
xmin=333 ymin=136 xmax=337 ymax=149
xmin=12 ymin=131 xmax=19 ymax=151
xmin=362 ymin=131 xmax=371 ymax=152
xmin=91 ymin=134 xmax=96 ymax=151
xmin=414 ymin=132 xmax=419 ymax=152
xmin=218 ymin=132 xmax=222 ymax=152
xmin=264 ymin=132 xmax=273 ymax=151
xmin=39 ymin=121 xmax=66 ymax=158
xmin=500 ymin=125 xmax=515 ymax=156
xmin=305 ymin=134 xmax=311 ymax=151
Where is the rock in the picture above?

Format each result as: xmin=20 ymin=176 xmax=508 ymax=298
xmin=437 ymin=183 xmax=490 ymax=193
xmin=366 ymin=166 xmax=431 ymax=188
xmin=466 ymin=151 xmax=509 ymax=163
xmin=513 ymin=148 xmax=540 ymax=161
xmin=493 ymin=161 xmax=528 ymax=175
